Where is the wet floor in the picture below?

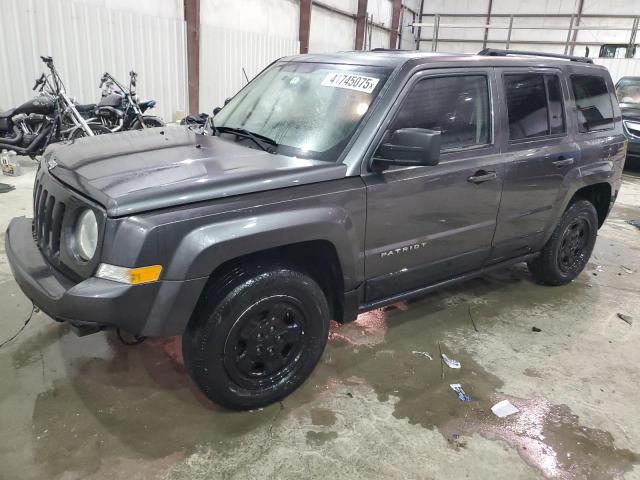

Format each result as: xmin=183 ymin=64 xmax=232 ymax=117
xmin=1 ymin=162 xmax=640 ymax=479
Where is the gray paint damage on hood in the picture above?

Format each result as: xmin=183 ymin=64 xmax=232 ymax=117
xmin=43 ymin=127 xmax=348 ymax=217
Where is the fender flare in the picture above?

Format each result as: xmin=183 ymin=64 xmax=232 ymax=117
xmin=162 ymin=206 xmax=362 ymax=290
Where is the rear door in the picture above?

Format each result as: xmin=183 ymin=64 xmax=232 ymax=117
xmin=362 ymin=68 xmax=504 ymax=304
xmin=568 ymin=70 xmax=626 ymax=178
xmin=490 ymin=67 xmax=578 ymax=263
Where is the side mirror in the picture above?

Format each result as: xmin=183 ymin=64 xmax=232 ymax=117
xmin=372 ymin=128 xmax=441 ymax=171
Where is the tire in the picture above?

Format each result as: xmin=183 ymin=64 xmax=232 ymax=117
xmin=70 ymin=123 xmax=111 ymax=140
xmin=133 ymin=116 xmax=165 ymax=129
xmin=527 ymin=199 xmax=598 ymax=286
xmin=183 ymin=265 xmax=330 ymax=410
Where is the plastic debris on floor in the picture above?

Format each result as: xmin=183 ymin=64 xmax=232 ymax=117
xmin=441 ymin=353 xmax=461 ymax=369
xmin=450 ymin=384 xmax=472 ymax=403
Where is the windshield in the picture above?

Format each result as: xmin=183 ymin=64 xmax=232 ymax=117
xmin=616 ymin=78 xmax=640 ymax=104
xmin=213 ymin=62 xmax=391 ymax=161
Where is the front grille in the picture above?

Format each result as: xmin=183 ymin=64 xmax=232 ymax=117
xmin=31 ymin=166 xmax=104 ymax=281
xmin=33 ymin=173 xmax=66 ymax=258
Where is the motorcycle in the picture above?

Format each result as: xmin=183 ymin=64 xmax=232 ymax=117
xmin=86 ymin=71 xmax=164 ymax=132
xmin=0 ymin=56 xmax=108 ymax=158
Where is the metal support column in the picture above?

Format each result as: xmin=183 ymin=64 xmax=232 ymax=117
xmin=299 ymin=0 xmax=311 ymax=54
xmin=183 ymin=0 xmax=200 ymax=115
xmin=389 ymin=0 xmax=402 ymax=49
xmin=355 ymin=0 xmax=368 ymax=50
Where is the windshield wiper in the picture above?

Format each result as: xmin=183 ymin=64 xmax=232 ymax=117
xmin=215 ymin=125 xmax=277 ymax=153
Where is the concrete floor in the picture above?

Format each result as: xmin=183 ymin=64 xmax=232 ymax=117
xmin=1 ymin=159 xmax=639 ymax=480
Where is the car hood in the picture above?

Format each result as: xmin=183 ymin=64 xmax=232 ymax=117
xmin=43 ymin=127 xmax=348 ymax=217
xmin=620 ymin=104 xmax=640 ymax=121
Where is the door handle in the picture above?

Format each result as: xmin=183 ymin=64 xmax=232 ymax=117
xmin=552 ymin=156 xmax=574 ymax=167
xmin=467 ymin=170 xmax=497 ymax=183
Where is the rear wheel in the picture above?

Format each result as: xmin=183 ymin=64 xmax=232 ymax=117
xmin=133 ymin=116 xmax=165 ymax=129
xmin=527 ymin=199 xmax=598 ymax=285
xmin=183 ymin=265 xmax=330 ymax=410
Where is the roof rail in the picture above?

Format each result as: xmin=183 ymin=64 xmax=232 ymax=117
xmin=477 ymin=48 xmax=593 ymax=64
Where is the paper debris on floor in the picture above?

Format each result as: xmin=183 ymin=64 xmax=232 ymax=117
xmin=450 ymin=384 xmax=471 ymax=402
xmin=491 ymin=400 xmax=519 ymax=418
xmin=412 ymin=351 xmax=433 ymax=360
xmin=441 ymin=353 xmax=461 ymax=369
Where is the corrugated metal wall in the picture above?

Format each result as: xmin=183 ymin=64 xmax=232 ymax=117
xmin=199 ymin=24 xmax=299 ymax=112
xmin=0 ymin=0 xmax=187 ymax=121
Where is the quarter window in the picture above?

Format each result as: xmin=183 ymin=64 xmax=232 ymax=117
xmin=504 ymin=73 xmax=566 ymax=140
xmin=571 ymin=75 xmax=614 ymax=132
xmin=391 ymin=75 xmax=490 ymax=152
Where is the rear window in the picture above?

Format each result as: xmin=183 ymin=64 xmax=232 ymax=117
xmin=571 ymin=75 xmax=614 ymax=132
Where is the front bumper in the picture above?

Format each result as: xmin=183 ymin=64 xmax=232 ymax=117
xmin=6 ymin=217 xmax=207 ymax=336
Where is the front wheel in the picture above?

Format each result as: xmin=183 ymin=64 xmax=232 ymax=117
xmin=527 ymin=199 xmax=598 ymax=286
xmin=69 ymin=123 xmax=111 ymax=140
xmin=183 ymin=265 xmax=330 ymax=410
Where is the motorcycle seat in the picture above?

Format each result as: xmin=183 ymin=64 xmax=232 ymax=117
xmin=0 ymin=108 xmax=16 ymax=118
xmin=75 ymin=103 xmax=96 ymax=112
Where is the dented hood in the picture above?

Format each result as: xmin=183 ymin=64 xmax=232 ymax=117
xmin=43 ymin=127 xmax=347 ymax=217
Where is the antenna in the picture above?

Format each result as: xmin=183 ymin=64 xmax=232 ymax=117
xmin=242 ymin=68 xmax=249 ymax=84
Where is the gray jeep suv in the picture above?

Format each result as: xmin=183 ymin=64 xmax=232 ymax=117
xmin=6 ymin=49 xmax=626 ymax=409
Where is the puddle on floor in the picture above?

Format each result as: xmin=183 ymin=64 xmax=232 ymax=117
xmin=10 ymin=267 xmax=640 ymax=479
xmin=319 ymin=272 xmax=640 ymax=479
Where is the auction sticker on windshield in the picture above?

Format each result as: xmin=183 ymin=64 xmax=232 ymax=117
xmin=321 ymin=72 xmax=380 ymax=93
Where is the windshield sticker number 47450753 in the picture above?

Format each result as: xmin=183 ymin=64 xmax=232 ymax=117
xmin=321 ymin=72 xmax=380 ymax=94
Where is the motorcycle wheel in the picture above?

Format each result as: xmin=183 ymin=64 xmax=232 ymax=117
xmin=133 ymin=116 xmax=165 ymax=129
xmin=69 ymin=124 xmax=111 ymax=140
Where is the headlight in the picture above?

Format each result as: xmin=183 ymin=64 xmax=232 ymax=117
xmin=624 ymin=120 xmax=640 ymax=137
xmin=75 ymin=209 xmax=98 ymax=260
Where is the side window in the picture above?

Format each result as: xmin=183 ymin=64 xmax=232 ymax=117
xmin=546 ymin=75 xmax=565 ymax=134
xmin=391 ymin=75 xmax=490 ymax=152
xmin=504 ymin=73 xmax=566 ymax=140
xmin=571 ymin=75 xmax=614 ymax=132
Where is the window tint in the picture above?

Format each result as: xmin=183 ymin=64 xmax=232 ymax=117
xmin=391 ymin=75 xmax=490 ymax=151
xmin=571 ymin=75 xmax=614 ymax=132
xmin=546 ymin=76 xmax=565 ymax=134
xmin=505 ymin=73 xmax=566 ymax=140
xmin=505 ymin=74 xmax=546 ymax=139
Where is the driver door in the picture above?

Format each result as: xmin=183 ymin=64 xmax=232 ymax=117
xmin=362 ymin=68 xmax=505 ymax=304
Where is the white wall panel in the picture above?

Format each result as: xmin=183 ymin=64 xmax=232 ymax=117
xmin=200 ymin=0 xmax=299 ymax=40
xmin=594 ymin=59 xmax=640 ymax=83
xmin=199 ymin=25 xmax=299 ymax=112
xmin=0 ymin=0 xmax=187 ymax=122
xmin=308 ymin=6 xmax=356 ymax=53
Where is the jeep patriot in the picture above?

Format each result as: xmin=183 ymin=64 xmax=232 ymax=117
xmin=6 ymin=49 xmax=626 ymax=409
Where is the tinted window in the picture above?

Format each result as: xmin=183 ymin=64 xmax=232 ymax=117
xmin=546 ymin=76 xmax=565 ymax=134
xmin=391 ymin=75 xmax=490 ymax=151
xmin=505 ymin=73 xmax=566 ymax=140
xmin=571 ymin=75 xmax=614 ymax=132
xmin=505 ymin=74 xmax=548 ymax=139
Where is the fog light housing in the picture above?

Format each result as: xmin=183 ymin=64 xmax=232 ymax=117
xmin=96 ymin=264 xmax=162 ymax=284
